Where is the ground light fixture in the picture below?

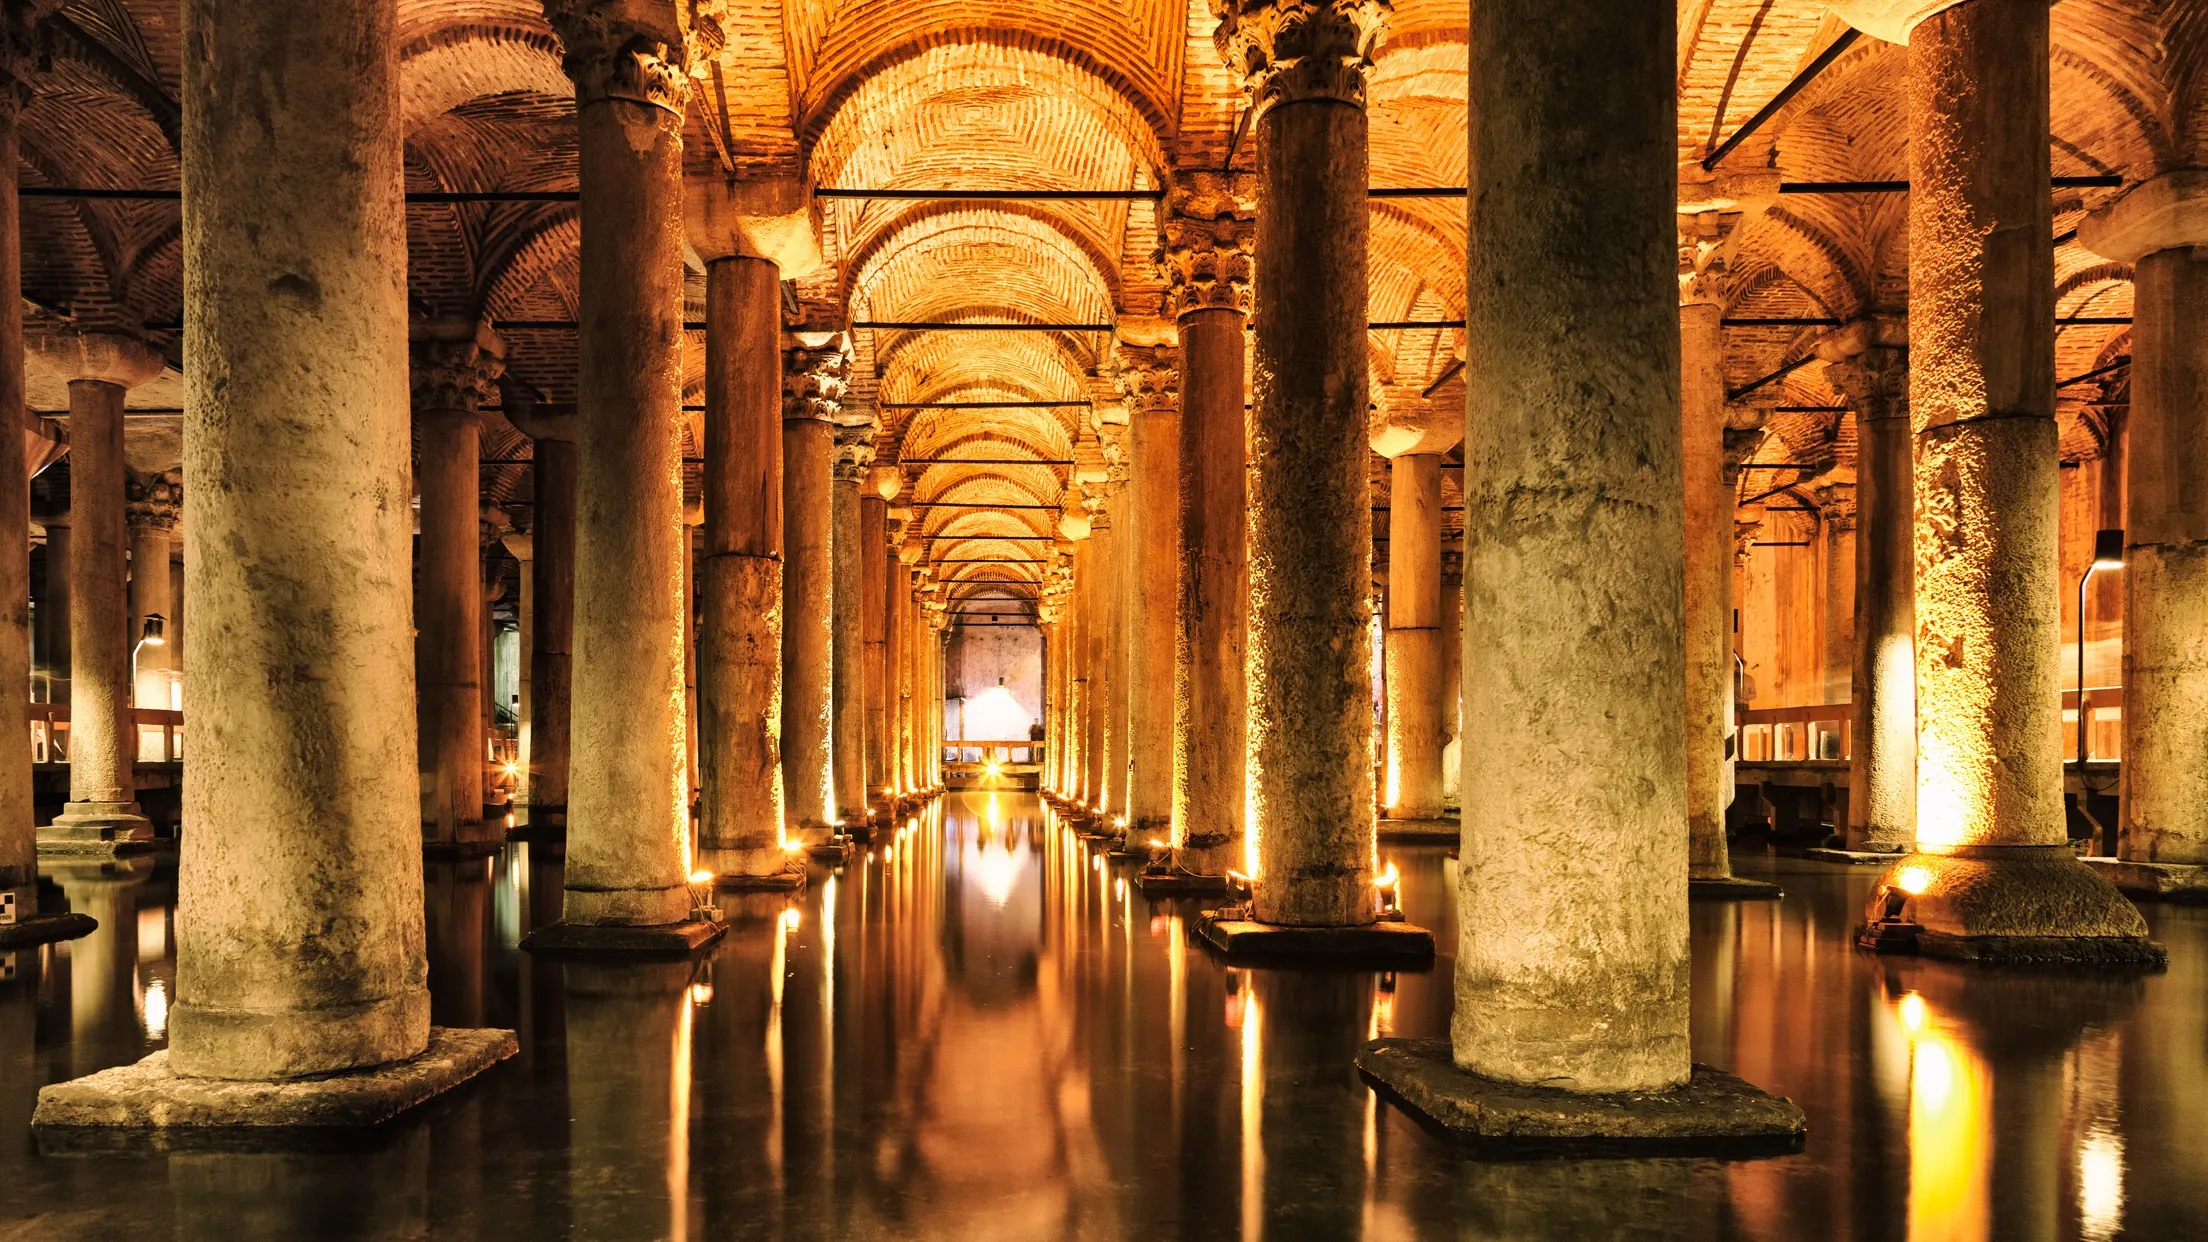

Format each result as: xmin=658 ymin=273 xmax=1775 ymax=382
xmin=128 ymin=613 xmax=166 ymax=708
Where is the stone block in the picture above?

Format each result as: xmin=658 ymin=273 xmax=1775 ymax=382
xmin=1377 ymin=817 xmax=1458 ymax=844
xmin=1135 ymin=868 xmax=1232 ymax=896
xmin=1357 ymin=1037 xmax=1807 ymax=1158
xmin=1804 ymin=846 xmax=1903 ymax=866
xmin=31 ymin=1027 xmax=517 ymax=1136
xmin=1689 ymin=875 xmax=1783 ymax=901
xmin=1196 ymin=910 xmax=1435 ymax=965
xmin=1857 ymin=849 xmax=2166 ymax=967
xmin=2082 ymin=857 xmax=2208 ymax=904
xmin=520 ymin=917 xmax=726 ymax=958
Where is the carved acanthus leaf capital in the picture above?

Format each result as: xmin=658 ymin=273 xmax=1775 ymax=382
xmin=833 ymin=423 xmax=876 ymax=480
xmin=1815 ymin=482 xmax=1857 ymax=533
xmin=1211 ymin=0 xmax=1390 ymax=121
xmin=410 ymin=333 xmax=505 ymax=414
xmin=1115 ymin=344 xmax=1180 ymax=418
xmin=782 ymin=330 xmax=851 ymax=422
xmin=126 ymin=469 xmax=181 ymax=534
xmin=1720 ymin=427 xmax=1767 ymax=486
xmin=1822 ymin=345 xmax=1908 ymax=421
xmin=542 ymin=0 xmax=726 ymax=113
xmin=1159 ymin=170 xmax=1255 ymax=318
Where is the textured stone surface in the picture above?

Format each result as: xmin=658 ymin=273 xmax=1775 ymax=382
xmin=1866 ymin=848 xmax=2163 ymax=965
xmin=1357 ymin=1038 xmax=1807 ymax=1158
xmin=1680 ymin=304 xmax=1734 ymax=880
xmin=0 ymin=911 xmax=95 ymax=948
xmin=1459 ymin=0 xmax=1692 ymax=1096
xmin=1124 ymin=358 xmax=1178 ymax=840
xmin=2085 ymin=857 xmax=2208 ymax=903
xmin=54 ymin=372 xmax=147 ymax=835
xmin=781 ymin=414 xmax=837 ymax=838
xmin=1196 ymin=912 xmax=1434 ymax=964
xmin=31 ymin=1027 xmax=516 ymax=1131
xmin=0 ymin=81 xmax=30 ymax=919
xmin=1383 ymin=453 xmax=1444 ymax=821
xmin=520 ymin=917 xmax=725 ymax=957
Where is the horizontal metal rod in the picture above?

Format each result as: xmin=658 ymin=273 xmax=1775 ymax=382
xmin=1368 ymin=188 xmax=1467 ymax=199
xmin=855 ymin=321 xmax=1109 ymax=332
xmin=899 ymin=458 xmax=1075 ymax=466
xmin=909 ymin=502 xmax=1058 ymax=510
xmin=815 ymin=187 xmax=1162 ymax=201
xmin=1723 ymin=318 xmax=1843 ymax=327
xmin=491 ymin=320 xmax=709 ymax=331
xmin=2058 ymin=357 xmax=2131 ymax=388
xmin=1728 ymin=354 xmax=1818 ymax=401
xmin=1371 ymin=320 xmax=1463 ymax=330
xmin=925 ymin=534 xmax=1055 ymax=541
xmin=932 ymin=558 xmax=1045 ymax=564
xmin=1780 ymin=175 xmax=2121 ymax=194
xmin=1772 ymin=405 xmax=1848 ymax=413
xmin=1753 ymin=540 xmax=1814 ymax=547
xmin=1737 ymin=463 xmax=1825 ymax=471
xmin=2058 ymin=316 xmax=2131 ymax=326
xmin=881 ymin=401 xmax=1090 ymax=410
xmin=22 ymin=187 xmax=578 ymax=204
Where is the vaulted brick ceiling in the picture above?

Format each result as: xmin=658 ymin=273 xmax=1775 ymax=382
xmin=16 ymin=0 xmax=2206 ymax=601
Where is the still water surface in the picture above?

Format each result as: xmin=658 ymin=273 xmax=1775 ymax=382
xmin=3 ymin=791 xmax=2205 ymax=1240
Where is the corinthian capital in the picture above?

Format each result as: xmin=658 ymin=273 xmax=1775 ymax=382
xmin=1115 ymin=344 xmax=1180 ymax=418
xmin=1159 ymin=170 xmax=1255 ymax=318
xmin=782 ymin=330 xmax=851 ymax=422
xmin=542 ymin=0 xmax=725 ymax=113
xmin=0 ymin=1 xmax=59 ymax=110
xmin=833 ymin=423 xmax=876 ymax=481
xmin=1211 ymin=0 xmax=1389 ymax=120
xmin=1821 ymin=346 xmax=1908 ymax=424
xmin=410 ymin=327 xmax=505 ymax=415
xmin=126 ymin=469 xmax=181 ymax=534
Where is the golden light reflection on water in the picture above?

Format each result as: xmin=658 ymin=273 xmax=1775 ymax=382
xmin=1894 ymin=989 xmax=1992 ymax=1242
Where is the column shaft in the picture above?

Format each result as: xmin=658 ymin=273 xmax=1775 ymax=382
xmin=1173 ymin=304 xmax=1248 ymax=876
xmin=170 ymin=0 xmax=428 ymax=1076
xmin=0 ymin=90 xmax=30 ymax=901
xmin=1127 ymin=402 xmax=1178 ymax=837
xmin=561 ymin=49 xmax=689 ymax=925
xmin=1384 ymin=453 xmax=1444 ymax=819
xmin=1844 ymin=356 xmax=1915 ymax=851
xmin=531 ymin=435 xmax=576 ymax=828
xmin=128 ymin=522 xmax=173 ymax=708
xmin=1245 ymin=84 xmax=1375 ymax=926
xmin=416 ymin=407 xmax=485 ymax=844
xmin=1460 ymin=0 xmax=1689 ymax=1092
xmin=699 ymin=254 xmax=784 ymax=876
xmin=831 ymin=464 xmax=866 ymax=817
xmin=2120 ymin=249 xmax=2208 ymax=863
xmin=1080 ymin=526 xmax=1111 ymax=810
xmin=1821 ymin=504 xmax=1855 ymax=706
xmin=1104 ymin=489 xmax=1131 ymax=821
xmin=860 ymin=496 xmax=888 ymax=803
xmin=36 ymin=523 xmax=67 ymax=703
xmin=780 ymin=416 xmax=836 ymax=836
xmin=1681 ymin=303 xmax=1733 ymax=877
xmin=56 ymin=380 xmax=142 ymax=828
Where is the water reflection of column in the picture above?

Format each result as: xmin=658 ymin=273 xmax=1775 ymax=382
xmin=564 ymin=960 xmax=693 ymax=1241
xmin=1456 ymin=1159 xmax=1710 ymax=1239
xmin=169 ymin=1136 xmax=431 ymax=1242
xmin=424 ymin=858 xmax=491 ymax=1029
xmin=50 ymin=858 xmax=148 ymax=1065
xmin=1251 ymin=969 xmax=1368 ymax=1238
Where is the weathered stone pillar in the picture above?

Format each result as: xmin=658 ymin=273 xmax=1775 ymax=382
xmin=890 ymin=554 xmax=914 ymax=793
xmin=1379 ymin=446 xmax=1444 ymax=820
xmin=537 ymin=0 xmax=708 ymax=939
xmin=34 ymin=517 xmax=67 ymax=703
xmin=507 ymin=399 xmax=575 ymax=834
xmin=36 ymin=332 xmax=163 ymax=848
xmin=1439 ymin=544 xmax=1462 ymax=796
xmin=1824 ymin=335 xmax=1915 ymax=852
xmin=1215 ymin=0 xmax=1385 ymax=925
xmin=500 ymin=529 xmax=533 ymax=806
xmin=780 ymin=333 xmax=848 ymax=840
xmin=2078 ymin=173 xmax=2208 ymax=881
xmin=1843 ymin=0 xmax=2154 ymax=961
xmin=1459 ymin=0 xmax=1690 ymax=1092
xmin=1817 ymin=485 xmax=1857 ymax=707
xmin=1119 ymin=346 xmax=1178 ymax=840
xmin=125 ymin=472 xmax=179 ymax=713
xmin=1079 ymin=503 xmax=1114 ymax=813
xmin=1160 ymin=174 xmax=1251 ymax=880
xmin=133 ymin=0 xmax=504 ymax=1089
xmin=1100 ymin=477 xmax=1131 ymax=818
xmin=860 ymin=473 xmax=891 ymax=806
xmin=830 ymin=429 xmax=871 ymax=820
xmin=410 ymin=325 xmax=502 ymax=853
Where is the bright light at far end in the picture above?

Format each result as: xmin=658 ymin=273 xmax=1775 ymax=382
xmin=781 ymin=907 xmax=801 ymax=930
xmin=1897 ymin=991 xmax=1927 ymax=1034
xmin=1897 ymin=865 xmax=1932 ymax=896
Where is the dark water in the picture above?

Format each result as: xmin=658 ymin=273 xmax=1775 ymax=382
xmin=4 ymin=791 xmax=2205 ymax=1240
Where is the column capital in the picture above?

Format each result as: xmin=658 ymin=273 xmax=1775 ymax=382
xmin=0 ymin=2 xmax=60 ymax=111
xmin=1369 ymin=383 xmax=1460 ymax=457
xmin=1211 ymin=0 xmax=1390 ymax=121
xmin=1676 ymin=168 xmax=1780 ymax=308
xmin=833 ymin=423 xmax=876 ymax=481
xmin=782 ymin=329 xmax=851 ymax=423
xmin=410 ymin=323 xmax=505 ymax=414
xmin=479 ymin=502 xmax=514 ymax=549
xmin=1440 ymin=545 xmax=1463 ymax=587
xmin=1815 ymin=482 xmax=1858 ymax=533
xmin=1114 ymin=343 xmax=1180 ymax=418
xmin=1734 ymin=516 xmax=1762 ymax=564
xmin=2079 ymin=170 xmax=2208 ymax=263
xmin=1720 ymin=426 xmax=1767 ymax=486
xmin=28 ymin=329 xmax=165 ymax=389
xmin=125 ymin=469 xmax=181 ymax=535
xmin=542 ymin=0 xmax=724 ymax=114
xmin=1159 ymin=170 xmax=1255 ymax=318
xmin=685 ymin=174 xmax=823 ymax=273
xmin=1816 ymin=323 xmax=1908 ymax=421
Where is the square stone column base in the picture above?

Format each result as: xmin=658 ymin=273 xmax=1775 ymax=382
xmin=520 ymin=917 xmax=726 ymax=958
xmin=1196 ymin=909 xmax=1435 ymax=966
xmin=39 ymin=804 xmax=157 ymax=856
xmin=0 ymin=911 xmax=98 ymax=949
xmin=1136 ymin=867 xmax=1233 ymax=896
xmin=31 ymin=1027 xmax=517 ymax=1141
xmin=1804 ymin=846 xmax=1905 ymax=866
xmin=713 ymin=861 xmax=807 ymax=893
xmin=1356 ymin=1038 xmax=1807 ymax=1158
xmin=2083 ymin=857 xmax=2208 ymax=903
xmin=805 ymin=836 xmax=855 ymax=865
xmin=1689 ymin=875 xmax=1783 ymax=901
xmin=1377 ymin=817 xmax=1459 ymax=845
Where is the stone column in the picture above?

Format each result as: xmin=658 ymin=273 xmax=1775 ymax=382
xmin=1825 ymin=336 xmax=1914 ymax=852
xmin=1817 ymin=485 xmax=1856 ymax=708
xmin=1078 ymin=505 xmax=1113 ymax=812
xmin=508 ymin=400 xmax=575 ymax=834
xmin=34 ymin=517 xmax=67 ymax=703
xmin=170 ymin=0 xmax=441 ymax=1079
xmin=1458 ymin=0 xmax=1690 ymax=1092
xmin=501 ymin=529 xmax=533 ymax=805
xmin=539 ymin=0 xmax=707 ymax=936
xmin=1439 ymin=544 xmax=1462 ymax=792
xmin=410 ymin=325 xmax=503 ymax=853
xmin=860 ymin=474 xmax=891 ymax=807
xmin=831 ymin=429 xmax=872 ymax=820
xmin=36 ymin=332 xmax=163 ymax=847
xmin=1214 ymin=0 xmax=1386 ymax=925
xmin=780 ymin=334 xmax=849 ymax=840
xmin=889 ymin=555 xmax=913 ymax=794
xmin=1119 ymin=347 xmax=1179 ymax=840
xmin=1161 ymin=174 xmax=1251 ymax=880
xmin=1378 ymin=444 xmax=1444 ymax=821
xmin=1101 ymin=478 xmax=1131 ymax=819
xmin=1845 ymin=0 xmax=2153 ymax=961
xmin=125 ymin=471 xmax=179 ymax=710
xmin=2078 ymin=173 xmax=2208 ymax=876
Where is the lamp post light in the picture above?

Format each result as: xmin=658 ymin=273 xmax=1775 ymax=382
xmin=130 ymin=612 xmax=166 ymax=709
xmin=2077 ymin=530 xmax=2124 ymax=767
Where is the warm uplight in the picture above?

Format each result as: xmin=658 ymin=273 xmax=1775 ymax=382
xmin=1897 ymin=865 xmax=1932 ymax=896
xmin=688 ymin=981 xmax=714 ymax=1006
xmin=1897 ymin=991 xmax=1927 ymax=1034
xmin=781 ymin=907 xmax=802 ymax=931
xmin=984 ymin=760 xmax=1002 ymax=777
xmin=782 ymin=839 xmax=806 ymax=853
xmin=501 ymin=760 xmax=520 ymax=779
xmin=1373 ymin=860 xmax=1400 ymax=890
xmin=689 ymin=869 xmax=715 ymax=886
xmin=2079 ymin=1126 xmax=2125 ymax=1242
xmin=1147 ymin=837 xmax=1167 ymax=850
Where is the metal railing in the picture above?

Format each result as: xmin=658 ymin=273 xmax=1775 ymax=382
xmin=29 ymin=703 xmax=183 ymax=765
xmin=1739 ymin=688 xmax=2126 ymax=764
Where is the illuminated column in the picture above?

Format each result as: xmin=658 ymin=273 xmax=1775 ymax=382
xmin=890 ymin=555 xmax=914 ymax=793
xmin=1373 ymin=432 xmax=1446 ymax=821
xmin=508 ymin=398 xmax=576 ymax=834
xmin=36 ymin=332 xmax=163 ymax=849
xmin=501 ymin=529 xmax=533 ymax=806
xmin=1161 ymin=175 xmax=1251 ymax=880
xmin=539 ymin=0 xmax=705 ymax=936
xmin=1077 ymin=511 xmax=1109 ymax=810
xmin=1102 ymin=476 xmax=1131 ymax=819
xmin=1844 ymin=0 xmax=2154 ymax=961
xmin=125 ymin=472 xmax=179 ymax=711
xmin=860 ymin=473 xmax=890 ymax=806
xmin=1215 ymin=0 xmax=1386 ymax=925
xmin=1458 ymin=0 xmax=1690 ymax=1091
xmin=2078 ymin=174 xmax=2208 ymax=877
xmin=1439 ymin=545 xmax=1461 ymax=792
xmin=409 ymin=326 xmax=502 ymax=854
xmin=830 ymin=429 xmax=871 ymax=820
xmin=779 ymin=334 xmax=848 ymax=840
xmin=1817 ymin=485 xmax=1857 ymax=707
xmin=1119 ymin=347 xmax=1178 ymax=839
xmin=1822 ymin=336 xmax=1915 ymax=851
